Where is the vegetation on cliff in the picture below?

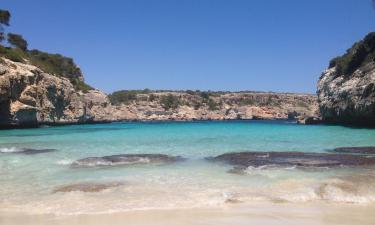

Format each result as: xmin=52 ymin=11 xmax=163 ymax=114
xmin=107 ymin=89 xmax=316 ymax=118
xmin=329 ymin=32 xmax=375 ymax=76
xmin=0 ymin=9 xmax=92 ymax=92
xmin=318 ymin=31 xmax=375 ymax=127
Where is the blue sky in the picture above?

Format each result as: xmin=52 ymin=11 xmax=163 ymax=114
xmin=2 ymin=0 xmax=375 ymax=93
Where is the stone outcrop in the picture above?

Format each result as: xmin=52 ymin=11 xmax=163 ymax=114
xmin=317 ymin=62 xmax=375 ymax=126
xmin=0 ymin=58 xmax=115 ymax=128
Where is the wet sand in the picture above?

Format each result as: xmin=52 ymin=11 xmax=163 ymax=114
xmin=1 ymin=202 xmax=375 ymax=225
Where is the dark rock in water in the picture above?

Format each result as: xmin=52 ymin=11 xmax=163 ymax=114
xmin=71 ymin=154 xmax=184 ymax=168
xmin=331 ymin=147 xmax=375 ymax=155
xmin=0 ymin=148 xmax=57 ymax=155
xmin=18 ymin=148 xmax=57 ymax=155
xmin=297 ymin=117 xmax=322 ymax=125
xmin=208 ymin=151 xmax=375 ymax=169
xmin=53 ymin=181 xmax=124 ymax=193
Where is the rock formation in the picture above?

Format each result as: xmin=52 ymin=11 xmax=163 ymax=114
xmin=0 ymin=57 xmax=318 ymax=128
xmin=318 ymin=63 xmax=375 ymax=126
xmin=110 ymin=91 xmax=318 ymax=122
xmin=0 ymin=58 xmax=115 ymax=128
xmin=208 ymin=151 xmax=375 ymax=171
xmin=317 ymin=33 xmax=375 ymax=126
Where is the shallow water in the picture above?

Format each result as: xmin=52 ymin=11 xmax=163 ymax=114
xmin=1 ymin=120 xmax=375 ymax=215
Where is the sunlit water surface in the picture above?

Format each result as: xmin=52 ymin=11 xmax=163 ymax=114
xmin=1 ymin=120 xmax=375 ymax=215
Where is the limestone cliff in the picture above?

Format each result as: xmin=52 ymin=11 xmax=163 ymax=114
xmin=317 ymin=63 xmax=375 ymax=126
xmin=0 ymin=58 xmax=114 ymax=128
xmin=317 ymin=33 xmax=375 ymax=126
xmin=110 ymin=91 xmax=318 ymax=121
xmin=0 ymin=57 xmax=318 ymax=128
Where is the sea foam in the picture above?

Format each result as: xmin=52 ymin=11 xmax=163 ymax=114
xmin=0 ymin=147 xmax=23 ymax=153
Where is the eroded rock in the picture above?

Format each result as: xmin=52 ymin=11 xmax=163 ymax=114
xmin=208 ymin=151 xmax=375 ymax=169
xmin=0 ymin=58 xmax=116 ymax=128
xmin=317 ymin=61 xmax=375 ymax=126
xmin=71 ymin=154 xmax=184 ymax=168
xmin=53 ymin=181 xmax=124 ymax=193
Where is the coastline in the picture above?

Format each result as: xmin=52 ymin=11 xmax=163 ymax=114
xmin=0 ymin=118 xmax=302 ymax=130
xmin=1 ymin=202 xmax=375 ymax=225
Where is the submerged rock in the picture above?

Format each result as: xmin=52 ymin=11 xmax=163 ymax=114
xmin=208 ymin=151 xmax=375 ymax=169
xmin=331 ymin=147 xmax=375 ymax=155
xmin=71 ymin=154 xmax=183 ymax=168
xmin=53 ymin=181 xmax=124 ymax=193
xmin=0 ymin=147 xmax=57 ymax=155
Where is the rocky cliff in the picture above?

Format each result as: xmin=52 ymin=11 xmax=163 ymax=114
xmin=317 ymin=33 xmax=375 ymax=126
xmin=110 ymin=91 xmax=318 ymax=121
xmin=0 ymin=57 xmax=318 ymax=128
xmin=318 ymin=63 xmax=375 ymax=126
xmin=0 ymin=58 xmax=114 ymax=128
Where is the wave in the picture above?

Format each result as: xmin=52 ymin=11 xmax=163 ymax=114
xmin=56 ymin=159 xmax=74 ymax=165
xmin=0 ymin=147 xmax=24 ymax=153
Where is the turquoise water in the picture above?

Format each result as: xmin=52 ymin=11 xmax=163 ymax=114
xmin=1 ymin=120 xmax=375 ymax=214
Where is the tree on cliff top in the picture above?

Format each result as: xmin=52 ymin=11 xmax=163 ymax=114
xmin=329 ymin=32 xmax=375 ymax=76
xmin=0 ymin=10 xmax=10 ymax=42
xmin=7 ymin=33 xmax=28 ymax=51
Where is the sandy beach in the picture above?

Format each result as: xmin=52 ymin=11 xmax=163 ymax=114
xmin=1 ymin=202 xmax=375 ymax=225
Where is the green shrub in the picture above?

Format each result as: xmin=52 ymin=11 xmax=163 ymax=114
xmin=238 ymin=97 xmax=255 ymax=106
xmin=296 ymin=101 xmax=309 ymax=108
xmin=149 ymin=94 xmax=156 ymax=101
xmin=108 ymin=90 xmax=138 ymax=105
xmin=28 ymin=50 xmax=82 ymax=79
xmin=71 ymin=78 xmax=93 ymax=93
xmin=193 ymin=101 xmax=202 ymax=110
xmin=7 ymin=33 xmax=28 ymax=51
xmin=207 ymin=98 xmax=219 ymax=111
xmin=160 ymin=94 xmax=180 ymax=110
xmin=186 ymin=90 xmax=196 ymax=95
xmin=329 ymin=32 xmax=375 ymax=76
xmin=0 ymin=45 xmax=26 ymax=62
xmin=200 ymin=91 xmax=210 ymax=100
xmin=0 ymin=45 xmax=93 ymax=91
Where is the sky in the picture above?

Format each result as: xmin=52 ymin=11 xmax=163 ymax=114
xmin=2 ymin=0 xmax=375 ymax=94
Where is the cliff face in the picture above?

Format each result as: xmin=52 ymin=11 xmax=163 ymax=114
xmin=317 ymin=62 xmax=375 ymax=126
xmin=317 ymin=32 xmax=375 ymax=126
xmin=111 ymin=92 xmax=318 ymax=121
xmin=0 ymin=57 xmax=318 ymax=128
xmin=0 ymin=58 xmax=114 ymax=128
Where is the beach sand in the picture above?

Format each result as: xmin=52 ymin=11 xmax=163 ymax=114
xmin=1 ymin=202 xmax=375 ymax=225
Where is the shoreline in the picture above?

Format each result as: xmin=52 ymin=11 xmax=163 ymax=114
xmin=1 ymin=202 xmax=375 ymax=225
xmin=0 ymin=118 xmax=302 ymax=130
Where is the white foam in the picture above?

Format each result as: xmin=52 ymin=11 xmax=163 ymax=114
xmin=0 ymin=147 xmax=23 ymax=153
xmin=56 ymin=159 xmax=74 ymax=165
